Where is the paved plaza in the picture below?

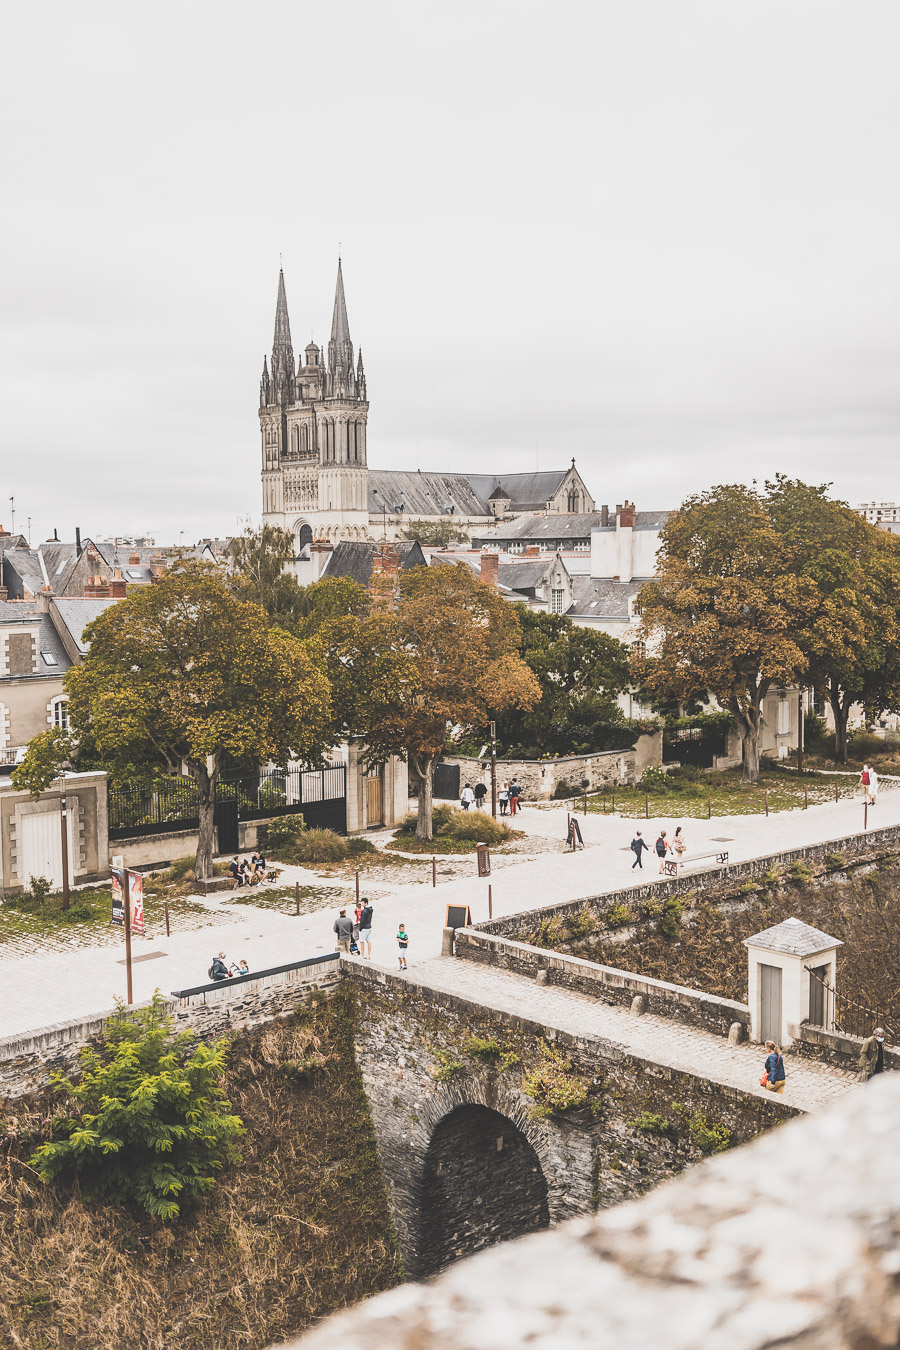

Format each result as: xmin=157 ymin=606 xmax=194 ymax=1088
xmin=0 ymin=788 xmax=895 ymax=1043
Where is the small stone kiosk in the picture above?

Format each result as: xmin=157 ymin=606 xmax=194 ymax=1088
xmin=743 ymin=917 xmax=842 ymax=1047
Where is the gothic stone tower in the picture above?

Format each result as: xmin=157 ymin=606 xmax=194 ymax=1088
xmin=260 ymin=260 xmax=370 ymax=543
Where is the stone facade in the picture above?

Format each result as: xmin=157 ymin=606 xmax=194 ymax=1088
xmin=442 ymin=732 xmax=662 ymax=802
xmin=0 ymin=770 xmax=108 ymax=896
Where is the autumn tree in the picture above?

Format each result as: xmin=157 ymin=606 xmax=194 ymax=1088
xmin=11 ymin=727 xmax=74 ymax=798
xmin=228 ymin=524 xmax=305 ymax=626
xmin=66 ymin=562 xmax=332 ymax=879
xmin=635 ymin=485 xmax=811 ymax=782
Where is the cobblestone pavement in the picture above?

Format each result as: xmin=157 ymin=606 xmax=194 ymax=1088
xmin=397 ymin=956 xmax=858 ymax=1114
xmin=1 ymin=789 xmax=897 ymax=1040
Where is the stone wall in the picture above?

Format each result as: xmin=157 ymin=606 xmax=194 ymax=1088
xmin=289 ymin=1072 xmax=900 ymax=1350
xmin=343 ymin=961 xmax=793 ymax=1281
xmin=441 ymin=731 xmax=662 ymax=802
xmin=110 ymin=816 xmax=283 ymax=870
xmin=454 ymin=929 xmax=750 ymax=1038
xmin=791 ymin=1021 xmax=900 ymax=1073
xmin=0 ymin=954 xmax=340 ymax=1100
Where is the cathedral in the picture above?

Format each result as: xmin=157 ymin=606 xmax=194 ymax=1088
xmin=259 ymin=263 xmax=595 ymax=546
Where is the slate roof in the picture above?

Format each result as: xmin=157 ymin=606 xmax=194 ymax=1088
xmin=321 ymin=540 xmax=427 ymax=585
xmin=742 ymin=917 xmax=843 ymax=957
xmin=0 ymin=602 xmax=71 ymax=678
xmin=463 ymin=470 xmax=570 ymax=511
xmin=368 ymin=471 xmax=488 ymax=517
xmin=495 ymin=560 xmax=554 ymax=593
xmin=51 ymin=598 xmax=120 ymax=655
xmin=471 ymin=513 xmax=604 ymax=545
xmin=567 ymin=577 xmax=644 ymax=620
xmin=2 ymin=548 xmax=47 ymax=599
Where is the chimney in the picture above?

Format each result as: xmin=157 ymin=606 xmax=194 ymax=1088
xmin=84 ymin=577 xmax=111 ymax=598
xmin=0 ymin=524 xmax=9 ymax=538
xmin=128 ymin=551 xmax=141 ymax=566
xmin=108 ymin=578 xmax=127 ymax=598
xmin=75 ymin=527 xmax=82 ymax=557
xmin=615 ymin=505 xmax=622 ymax=518
xmin=310 ymin=539 xmax=334 ymax=554
xmin=619 ymin=501 xmax=636 ymax=529
xmin=480 ymin=552 xmax=499 ymax=587
xmin=601 ymin=505 xmax=609 ymax=527
xmin=525 ymin=544 xmax=541 ymax=557
xmin=371 ymin=542 xmax=399 ymax=577
xmin=0 ymin=585 xmax=7 ymax=601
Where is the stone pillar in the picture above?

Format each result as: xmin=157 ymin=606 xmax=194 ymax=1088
xmin=743 ymin=917 xmax=842 ymax=1047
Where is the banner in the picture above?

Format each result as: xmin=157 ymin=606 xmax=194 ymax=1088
xmin=110 ymin=867 xmax=145 ymax=934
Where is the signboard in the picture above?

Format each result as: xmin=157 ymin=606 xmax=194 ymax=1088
xmin=445 ymin=903 xmax=472 ymax=931
xmin=566 ymin=817 xmax=584 ymax=850
xmin=476 ymin=843 xmax=491 ymax=877
xmin=111 ymin=867 xmax=145 ymax=934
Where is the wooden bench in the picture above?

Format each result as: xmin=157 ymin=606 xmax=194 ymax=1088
xmin=662 ymin=850 xmax=728 ymax=877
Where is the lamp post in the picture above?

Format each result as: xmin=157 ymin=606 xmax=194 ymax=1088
xmin=490 ymin=720 xmax=497 ymax=818
xmin=797 ymin=689 xmax=805 ymax=775
xmin=58 ymin=771 xmax=70 ymax=911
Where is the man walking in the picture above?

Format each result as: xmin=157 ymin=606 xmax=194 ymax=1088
xmin=473 ymin=781 xmax=488 ymax=809
xmin=630 ymin=831 xmax=650 ymax=869
xmin=333 ymin=908 xmax=354 ymax=955
xmin=358 ymin=898 xmax=374 ymax=959
xmin=859 ymin=1027 xmax=887 ymax=1081
xmin=509 ymin=780 xmax=521 ymax=816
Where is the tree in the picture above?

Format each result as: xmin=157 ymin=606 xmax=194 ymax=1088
xmin=66 ymin=562 xmax=332 ymax=879
xmin=229 ymin=524 xmax=305 ymax=626
xmin=11 ymin=727 xmax=73 ymax=798
xmin=30 ymin=994 xmax=244 ymax=1221
xmin=494 ymin=608 xmax=632 ymax=754
xmin=635 ymin=485 xmax=811 ymax=781
xmin=399 ymin=519 xmax=469 ymax=548
xmin=336 ymin=564 xmax=541 ymax=840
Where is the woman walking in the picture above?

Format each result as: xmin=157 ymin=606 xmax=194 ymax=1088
xmin=655 ymin=829 xmax=672 ymax=874
xmin=762 ymin=1040 xmax=786 ymax=1094
xmin=673 ymin=825 xmax=687 ymax=869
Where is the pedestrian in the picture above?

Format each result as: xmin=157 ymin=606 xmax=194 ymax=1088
xmin=498 ymin=782 xmax=509 ymax=816
xmin=333 ymin=908 xmax=354 ymax=954
xmin=397 ymin=922 xmax=409 ymax=970
xmin=237 ymin=958 xmax=250 ymax=976
xmin=358 ymin=898 xmax=374 ymax=959
xmin=673 ymin=825 xmax=687 ymax=869
xmin=869 ymin=766 xmax=879 ymax=806
xmin=209 ymin=952 xmax=229 ymax=981
xmin=859 ymin=1027 xmax=886 ymax=1081
xmin=460 ymin=784 xmax=475 ymax=811
xmin=473 ymin=781 xmax=488 ymax=809
xmin=762 ymin=1040 xmax=786 ymax=1094
xmin=859 ymin=764 xmax=872 ymax=802
xmin=655 ymin=830 xmax=671 ymax=874
xmin=509 ymin=780 xmax=521 ymax=816
xmin=630 ymin=830 xmax=650 ymax=869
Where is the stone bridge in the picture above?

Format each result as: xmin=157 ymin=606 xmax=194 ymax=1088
xmin=343 ymin=950 xmax=856 ymax=1279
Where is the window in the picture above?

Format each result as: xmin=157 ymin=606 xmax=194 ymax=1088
xmin=41 ymin=651 xmax=59 ymax=666
xmin=777 ymin=699 xmax=791 ymax=736
xmin=551 ymin=589 xmax=565 ymax=614
xmin=51 ymin=696 xmax=69 ymax=731
xmin=127 ymin=569 xmax=143 ymax=579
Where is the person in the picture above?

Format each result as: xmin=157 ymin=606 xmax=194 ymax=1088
xmin=239 ymin=858 xmax=252 ymax=885
xmin=509 ymin=780 xmax=521 ymax=817
xmin=210 ymin=952 xmax=229 ymax=981
xmin=763 ymin=1040 xmax=786 ymax=1094
xmin=859 ymin=1027 xmax=886 ymax=1081
xmin=397 ymin=922 xmax=409 ymax=970
xmin=460 ymin=784 xmax=475 ymax=811
xmin=473 ymin=781 xmax=488 ymax=809
xmin=630 ymin=831 xmax=650 ymax=870
xmin=498 ymin=782 xmax=509 ymax=816
xmin=859 ymin=764 xmax=872 ymax=802
xmin=333 ymin=908 xmax=354 ymax=954
xmin=655 ymin=830 xmax=671 ymax=874
xmin=673 ymin=826 xmax=687 ymax=869
xmin=237 ymin=958 xmax=250 ymax=976
xmin=869 ymin=766 xmax=879 ymax=806
xmin=251 ymin=851 xmax=266 ymax=883
xmin=358 ymin=898 xmax=374 ymax=959
xmin=229 ymin=856 xmax=244 ymax=888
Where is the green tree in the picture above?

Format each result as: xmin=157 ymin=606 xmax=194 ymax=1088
xmin=635 ymin=485 xmax=811 ymax=781
xmin=30 ymin=994 xmax=244 ymax=1221
xmin=399 ymin=518 xmax=469 ymax=547
xmin=66 ymin=562 xmax=332 ymax=879
xmin=229 ymin=524 xmax=305 ymax=626
xmin=11 ymin=727 xmax=73 ymax=797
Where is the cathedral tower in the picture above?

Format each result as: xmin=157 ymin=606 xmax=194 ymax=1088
xmin=260 ymin=260 xmax=370 ymax=543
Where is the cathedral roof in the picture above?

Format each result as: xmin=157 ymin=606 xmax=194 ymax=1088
xmin=330 ymin=259 xmax=351 ymax=348
xmin=368 ymin=470 xmax=488 ymax=518
xmin=464 ymin=470 xmax=573 ymax=511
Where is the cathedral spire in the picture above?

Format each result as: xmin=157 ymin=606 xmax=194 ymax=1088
xmin=327 ymin=257 xmax=356 ymax=396
xmin=270 ymin=268 xmax=295 ymax=406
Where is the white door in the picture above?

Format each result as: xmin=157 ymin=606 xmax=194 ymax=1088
xmin=21 ymin=809 xmax=74 ymax=892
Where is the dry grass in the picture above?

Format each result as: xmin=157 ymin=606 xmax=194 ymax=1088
xmin=0 ymin=988 xmax=399 ymax=1349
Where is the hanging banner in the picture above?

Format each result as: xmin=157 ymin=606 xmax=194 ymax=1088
xmin=110 ymin=868 xmax=145 ymax=933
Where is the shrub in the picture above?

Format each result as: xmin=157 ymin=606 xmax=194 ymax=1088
xmin=760 ymin=868 xmax=780 ymax=888
xmin=606 ymin=902 xmax=634 ymax=929
xmin=568 ymin=905 xmax=595 ymax=938
xmin=396 ymin=804 xmax=514 ymax=846
xmin=30 ymin=993 xmax=244 ymax=1221
xmin=463 ymin=1036 xmax=502 ymax=1061
xmin=638 ymin=766 xmax=670 ymax=794
xmin=346 ymin=836 xmax=377 ymax=856
xmin=64 ymin=902 xmax=98 ymax=923
xmin=258 ymin=781 xmax=287 ymax=810
xmin=787 ymin=861 xmax=812 ymax=884
xmin=27 ymin=875 xmax=53 ymax=906
xmin=738 ymin=880 xmax=757 ymax=895
xmin=631 ymin=1111 xmax=671 ymax=1135
xmin=522 ymin=1040 xmax=591 ymax=1118
xmin=267 ymin=820 xmax=350 ymax=864
xmin=825 ymin=851 xmax=846 ymax=871
xmin=688 ymin=1112 xmax=731 ymax=1154
xmin=430 ymin=1049 xmax=464 ymax=1083
xmin=848 ymin=730 xmax=891 ymax=760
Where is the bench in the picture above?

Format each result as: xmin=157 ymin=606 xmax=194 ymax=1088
xmin=662 ymin=850 xmax=728 ymax=877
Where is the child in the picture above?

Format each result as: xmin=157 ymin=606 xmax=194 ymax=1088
xmin=237 ymin=958 xmax=250 ymax=976
xmin=397 ymin=923 xmax=409 ymax=970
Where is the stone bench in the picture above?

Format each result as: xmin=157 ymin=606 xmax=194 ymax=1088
xmin=662 ymin=850 xmax=728 ymax=877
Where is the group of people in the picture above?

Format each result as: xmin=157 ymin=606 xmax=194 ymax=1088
xmin=209 ymin=952 xmax=250 ymax=981
xmin=630 ymin=826 xmax=687 ymax=873
xmin=760 ymin=1026 xmax=888 ymax=1097
xmin=228 ymin=852 xmax=268 ymax=887
xmin=459 ymin=779 xmax=523 ymax=815
xmin=332 ymin=901 xmax=409 ymax=969
xmin=859 ymin=764 xmax=879 ymax=805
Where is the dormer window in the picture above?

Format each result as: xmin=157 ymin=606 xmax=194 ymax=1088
xmin=41 ymin=651 xmax=59 ymax=666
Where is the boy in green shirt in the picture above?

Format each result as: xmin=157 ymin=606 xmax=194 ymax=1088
xmin=397 ymin=923 xmax=409 ymax=970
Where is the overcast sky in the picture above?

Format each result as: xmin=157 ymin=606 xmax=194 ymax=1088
xmin=2 ymin=1 xmax=899 ymax=545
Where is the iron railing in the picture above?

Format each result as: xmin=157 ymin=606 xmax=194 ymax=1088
xmin=804 ymin=965 xmax=893 ymax=1042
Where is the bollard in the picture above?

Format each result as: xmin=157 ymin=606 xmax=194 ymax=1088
xmin=488 ymin=884 xmax=493 ymax=920
xmin=707 ymin=790 xmax=711 ymax=820
xmin=295 ymin=881 xmax=300 ymax=916
xmin=355 ymin=870 xmax=360 ymax=904
xmin=611 ymin=784 xmax=615 ymax=814
xmin=835 ymin=781 xmax=839 ymax=804
xmin=644 ymin=793 xmax=649 ymax=819
xmin=865 ymin=801 xmax=868 ymax=831
xmin=805 ymin=786 xmax=808 ymax=810
xmin=765 ymin=789 xmax=769 ymax=818
xmin=432 ymin=855 xmax=437 ymax=888
xmin=164 ymin=899 xmax=170 ymax=938
xmin=583 ymin=792 xmax=587 ymax=817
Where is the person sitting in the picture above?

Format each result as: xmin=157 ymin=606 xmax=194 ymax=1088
xmin=251 ymin=851 xmax=266 ymax=884
xmin=228 ymin=856 xmax=243 ymax=887
xmin=239 ymin=858 xmax=252 ymax=884
xmin=237 ymin=958 xmax=250 ymax=976
xmin=210 ymin=952 xmax=229 ymax=981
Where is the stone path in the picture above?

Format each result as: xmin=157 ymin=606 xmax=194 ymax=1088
xmin=397 ymin=956 xmax=858 ymax=1114
xmin=0 ymin=788 xmax=896 ymax=1041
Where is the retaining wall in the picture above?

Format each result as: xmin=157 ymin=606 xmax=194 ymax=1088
xmin=441 ymin=732 xmax=661 ymax=801
xmin=0 ymin=954 xmax=340 ymax=1100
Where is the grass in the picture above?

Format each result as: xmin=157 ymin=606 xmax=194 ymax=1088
xmin=0 ymin=870 xmax=212 ymax=949
xmin=0 ymin=988 xmax=400 ymax=1350
xmin=584 ymin=765 xmax=869 ymax=819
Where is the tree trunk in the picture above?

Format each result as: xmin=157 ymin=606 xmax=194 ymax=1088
xmin=735 ymin=707 xmax=762 ymax=783
xmin=830 ymin=687 xmax=850 ymax=763
xmin=414 ymin=756 xmax=434 ymax=842
xmin=192 ymin=764 xmax=216 ymax=881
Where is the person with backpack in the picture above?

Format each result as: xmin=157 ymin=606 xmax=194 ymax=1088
xmin=209 ymin=952 xmax=229 ymax=981
xmin=761 ymin=1040 xmax=786 ymax=1094
xmin=358 ymin=899 xmax=374 ymax=959
xmin=655 ymin=830 xmax=671 ymax=874
xmin=630 ymin=831 xmax=650 ymax=869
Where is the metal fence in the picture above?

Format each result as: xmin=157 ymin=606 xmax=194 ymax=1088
xmin=108 ymin=766 xmax=347 ymax=840
xmin=804 ymin=965 xmax=893 ymax=1042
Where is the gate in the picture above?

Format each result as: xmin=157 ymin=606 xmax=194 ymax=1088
xmin=759 ymin=964 xmax=782 ymax=1044
xmin=21 ymin=808 xmax=75 ymax=891
xmin=366 ymin=772 xmax=384 ymax=827
xmin=214 ymin=799 xmax=239 ymax=854
xmin=434 ymin=763 xmax=461 ymax=800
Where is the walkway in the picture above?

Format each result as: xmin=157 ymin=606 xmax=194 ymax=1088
xmin=397 ymin=956 xmax=858 ymax=1114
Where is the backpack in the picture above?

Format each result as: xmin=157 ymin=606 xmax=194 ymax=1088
xmin=655 ymin=836 xmax=666 ymax=856
xmin=208 ymin=964 xmax=215 ymax=980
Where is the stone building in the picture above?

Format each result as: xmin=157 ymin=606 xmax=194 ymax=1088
xmin=258 ymin=263 xmax=594 ymax=546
